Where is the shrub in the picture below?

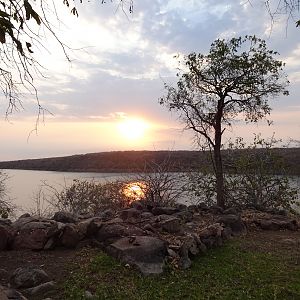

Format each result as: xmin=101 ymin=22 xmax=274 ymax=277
xmin=132 ymin=158 xmax=188 ymax=207
xmin=43 ymin=179 xmax=132 ymax=215
xmin=188 ymin=135 xmax=299 ymax=211
xmin=0 ymin=171 xmax=14 ymax=218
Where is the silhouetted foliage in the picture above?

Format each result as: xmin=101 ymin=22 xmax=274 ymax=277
xmin=0 ymin=0 xmax=133 ymax=115
xmin=161 ymin=36 xmax=289 ymax=207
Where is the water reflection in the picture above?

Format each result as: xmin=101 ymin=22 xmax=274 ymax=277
xmin=123 ymin=181 xmax=146 ymax=201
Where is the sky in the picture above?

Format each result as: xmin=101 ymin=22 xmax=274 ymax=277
xmin=0 ymin=0 xmax=300 ymax=160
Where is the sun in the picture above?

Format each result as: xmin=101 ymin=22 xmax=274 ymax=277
xmin=117 ymin=118 xmax=148 ymax=140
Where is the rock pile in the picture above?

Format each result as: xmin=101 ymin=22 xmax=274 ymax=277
xmin=0 ymin=203 xmax=298 ymax=277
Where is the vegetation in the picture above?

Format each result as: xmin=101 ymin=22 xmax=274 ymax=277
xmin=132 ymin=157 xmax=188 ymax=207
xmin=40 ymin=179 xmax=132 ymax=215
xmin=0 ymin=171 xmax=14 ymax=218
xmin=0 ymin=0 xmax=132 ymax=115
xmin=160 ymin=36 xmax=289 ymax=208
xmin=0 ymin=149 xmax=300 ymax=175
xmin=188 ymin=135 xmax=299 ymax=211
xmin=62 ymin=237 xmax=300 ymax=299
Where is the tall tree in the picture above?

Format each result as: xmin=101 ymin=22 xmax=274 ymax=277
xmin=160 ymin=36 xmax=289 ymax=208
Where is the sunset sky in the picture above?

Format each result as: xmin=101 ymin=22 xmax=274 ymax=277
xmin=0 ymin=0 xmax=300 ymax=160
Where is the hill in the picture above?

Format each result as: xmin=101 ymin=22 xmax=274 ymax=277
xmin=0 ymin=148 xmax=299 ymax=175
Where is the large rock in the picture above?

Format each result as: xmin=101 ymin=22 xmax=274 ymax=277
xmin=24 ymin=281 xmax=56 ymax=297
xmin=60 ymin=224 xmax=80 ymax=248
xmin=107 ymin=236 xmax=168 ymax=275
xmin=12 ymin=216 xmax=40 ymax=231
xmin=53 ymin=211 xmax=78 ymax=223
xmin=0 ymin=218 xmax=12 ymax=226
xmin=159 ymin=217 xmax=182 ymax=234
xmin=10 ymin=267 xmax=50 ymax=289
xmin=119 ymin=208 xmax=141 ymax=221
xmin=198 ymin=223 xmax=223 ymax=248
xmin=0 ymin=225 xmax=12 ymax=250
xmin=152 ymin=207 xmax=179 ymax=216
xmin=258 ymin=217 xmax=298 ymax=231
xmin=77 ymin=217 xmax=102 ymax=239
xmin=217 ymin=214 xmax=247 ymax=236
xmin=0 ymin=285 xmax=27 ymax=300
xmin=96 ymin=223 xmax=144 ymax=244
xmin=13 ymin=228 xmax=48 ymax=250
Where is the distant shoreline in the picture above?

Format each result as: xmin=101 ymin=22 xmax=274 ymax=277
xmin=0 ymin=149 xmax=300 ymax=175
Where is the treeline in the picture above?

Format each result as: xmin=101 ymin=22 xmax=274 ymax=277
xmin=0 ymin=148 xmax=299 ymax=175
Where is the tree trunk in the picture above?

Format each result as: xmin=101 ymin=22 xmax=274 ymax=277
xmin=214 ymin=100 xmax=225 ymax=208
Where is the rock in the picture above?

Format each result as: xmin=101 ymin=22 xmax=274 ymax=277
xmin=120 ymin=208 xmax=141 ymax=221
xmin=13 ymin=228 xmax=48 ymax=250
xmin=0 ymin=225 xmax=11 ymax=250
xmin=130 ymin=201 xmax=145 ymax=211
xmin=178 ymin=243 xmax=191 ymax=269
xmin=60 ymin=224 xmax=80 ymax=248
xmin=43 ymin=238 xmax=56 ymax=250
xmin=209 ymin=205 xmax=224 ymax=215
xmin=24 ymin=281 xmax=56 ymax=297
xmin=197 ymin=203 xmax=209 ymax=211
xmin=152 ymin=207 xmax=179 ymax=216
xmin=19 ymin=213 xmax=31 ymax=219
xmin=53 ymin=211 xmax=78 ymax=224
xmin=221 ymin=226 xmax=233 ymax=240
xmin=198 ymin=224 xmax=223 ymax=248
xmin=223 ymin=207 xmax=238 ymax=215
xmin=167 ymin=248 xmax=178 ymax=258
xmin=106 ymin=236 xmax=167 ymax=275
xmin=143 ymin=223 xmax=156 ymax=233
xmin=141 ymin=212 xmax=154 ymax=219
xmin=199 ymin=223 xmax=223 ymax=239
xmin=191 ymin=233 xmax=207 ymax=253
xmin=96 ymin=223 xmax=144 ymax=244
xmin=12 ymin=216 xmax=40 ymax=231
xmin=84 ymin=218 xmax=103 ymax=237
xmin=97 ymin=209 xmax=114 ymax=221
xmin=77 ymin=218 xmax=102 ymax=239
xmin=0 ymin=285 xmax=27 ymax=300
xmin=10 ymin=267 xmax=49 ymax=289
xmin=252 ymin=215 xmax=299 ymax=231
xmin=22 ymin=221 xmax=54 ymax=231
xmin=0 ymin=218 xmax=12 ymax=226
xmin=217 ymin=214 xmax=246 ymax=236
xmin=176 ymin=204 xmax=187 ymax=210
xmin=187 ymin=205 xmax=198 ymax=213
xmin=174 ymin=210 xmax=194 ymax=222
xmin=159 ymin=217 xmax=182 ymax=234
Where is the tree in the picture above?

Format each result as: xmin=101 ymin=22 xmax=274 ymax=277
xmin=262 ymin=0 xmax=300 ymax=28
xmin=160 ymin=36 xmax=289 ymax=208
xmin=0 ymin=0 xmax=133 ymax=116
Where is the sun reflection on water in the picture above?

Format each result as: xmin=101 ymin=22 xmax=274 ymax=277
xmin=123 ymin=181 xmax=146 ymax=201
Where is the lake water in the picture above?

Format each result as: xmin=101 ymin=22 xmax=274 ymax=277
xmin=1 ymin=169 xmax=300 ymax=216
xmin=2 ymin=169 xmax=137 ymax=214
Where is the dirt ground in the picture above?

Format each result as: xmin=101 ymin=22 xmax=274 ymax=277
xmin=1 ymin=230 xmax=300 ymax=298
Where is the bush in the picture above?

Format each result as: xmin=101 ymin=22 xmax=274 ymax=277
xmin=0 ymin=171 xmax=14 ymax=218
xmin=188 ymin=135 xmax=299 ymax=211
xmin=43 ymin=179 xmax=132 ymax=215
xmin=132 ymin=158 xmax=188 ymax=207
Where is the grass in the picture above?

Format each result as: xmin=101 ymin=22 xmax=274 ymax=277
xmin=62 ymin=237 xmax=300 ymax=300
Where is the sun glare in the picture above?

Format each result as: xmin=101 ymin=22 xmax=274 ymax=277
xmin=117 ymin=118 xmax=148 ymax=140
xmin=123 ymin=182 xmax=146 ymax=201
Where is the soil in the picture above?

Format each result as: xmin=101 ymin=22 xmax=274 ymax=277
xmin=0 ymin=230 xmax=300 ymax=298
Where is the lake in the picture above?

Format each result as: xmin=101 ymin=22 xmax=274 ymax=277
xmin=1 ymin=169 xmax=300 ymax=216
xmin=2 ymin=169 xmax=137 ymax=214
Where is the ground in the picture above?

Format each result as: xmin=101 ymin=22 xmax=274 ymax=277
xmin=1 ymin=230 xmax=300 ymax=299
